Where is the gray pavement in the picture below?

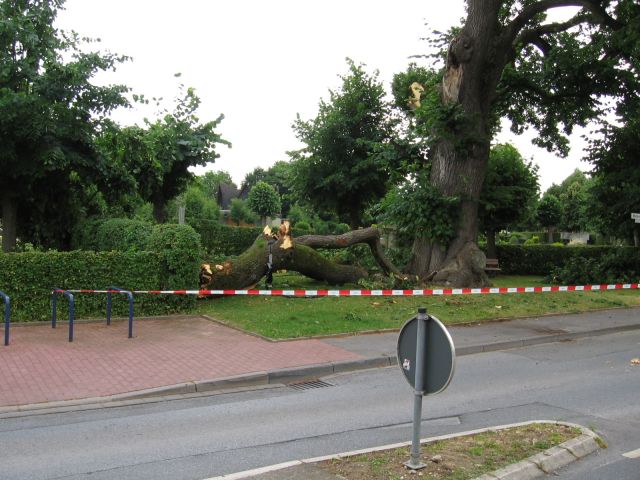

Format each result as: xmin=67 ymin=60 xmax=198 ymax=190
xmin=326 ymin=306 xmax=640 ymax=359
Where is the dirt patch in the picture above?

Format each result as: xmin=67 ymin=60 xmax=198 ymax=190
xmin=317 ymin=423 xmax=579 ymax=480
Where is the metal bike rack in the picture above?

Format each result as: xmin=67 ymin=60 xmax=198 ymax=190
xmin=51 ymin=288 xmax=75 ymax=342
xmin=106 ymin=286 xmax=134 ymax=338
xmin=1 ymin=291 xmax=10 ymax=346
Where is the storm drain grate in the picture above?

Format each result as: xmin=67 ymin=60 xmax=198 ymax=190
xmin=289 ymin=379 xmax=333 ymax=391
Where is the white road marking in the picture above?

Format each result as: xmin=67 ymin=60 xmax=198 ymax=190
xmin=622 ymin=448 xmax=640 ymax=459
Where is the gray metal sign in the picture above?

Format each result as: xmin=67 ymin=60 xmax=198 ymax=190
xmin=397 ymin=311 xmax=455 ymax=395
xmin=398 ymin=308 xmax=456 ymax=470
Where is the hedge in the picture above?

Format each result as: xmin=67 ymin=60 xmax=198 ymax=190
xmin=0 ymin=224 xmax=202 ymax=322
xmin=495 ymin=245 xmax=640 ymax=277
xmin=207 ymin=225 xmax=262 ymax=256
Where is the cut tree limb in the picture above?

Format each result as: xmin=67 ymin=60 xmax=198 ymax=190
xmin=295 ymin=227 xmax=403 ymax=276
xmin=200 ymin=223 xmax=375 ymax=290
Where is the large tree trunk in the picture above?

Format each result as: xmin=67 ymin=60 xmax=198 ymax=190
xmin=406 ymin=0 xmax=506 ymax=288
xmin=1 ymin=192 xmax=18 ymax=253
xmin=201 ymin=223 xmax=375 ymax=290
xmin=200 ymin=225 xmax=408 ymax=290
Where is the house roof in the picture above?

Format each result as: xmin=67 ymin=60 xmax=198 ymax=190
xmin=217 ymin=183 xmax=239 ymax=209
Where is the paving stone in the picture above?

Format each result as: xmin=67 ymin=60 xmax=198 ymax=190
xmin=0 ymin=317 xmax=361 ymax=407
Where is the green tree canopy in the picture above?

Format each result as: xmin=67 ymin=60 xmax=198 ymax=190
xmin=247 ymin=181 xmax=281 ymax=224
xmin=0 ymin=0 xmax=129 ymax=251
xmin=478 ymin=143 xmax=539 ymax=257
xmin=197 ymin=170 xmax=235 ymax=199
xmin=96 ymin=85 xmax=230 ymax=223
xmin=290 ymin=59 xmax=395 ymax=228
xmin=536 ymin=193 xmax=563 ymax=241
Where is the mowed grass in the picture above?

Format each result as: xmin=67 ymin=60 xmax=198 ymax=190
xmin=195 ymin=273 xmax=640 ymax=339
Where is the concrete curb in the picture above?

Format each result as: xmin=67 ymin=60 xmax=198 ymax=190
xmin=0 ymin=357 xmax=396 ymax=416
xmin=203 ymin=421 xmax=602 ymax=480
xmin=2 ymin=320 xmax=638 ymax=415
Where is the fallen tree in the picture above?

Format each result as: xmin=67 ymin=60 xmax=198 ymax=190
xmin=200 ymin=222 xmax=403 ymax=290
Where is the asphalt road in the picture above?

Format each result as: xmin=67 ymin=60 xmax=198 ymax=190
xmin=1 ymin=330 xmax=638 ymax=480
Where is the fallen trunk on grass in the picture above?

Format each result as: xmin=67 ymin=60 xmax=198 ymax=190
xmin=200 ymin=223 xmax=402 ymax=290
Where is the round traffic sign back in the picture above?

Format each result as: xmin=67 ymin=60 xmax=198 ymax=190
xmin=397 ymin=312 xmax=455 ymax=395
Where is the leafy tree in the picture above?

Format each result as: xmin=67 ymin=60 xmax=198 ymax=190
xmin=290 ymin=59 xmax=395 ymax=228
xmin=247 ymin=181 xmax=281 ymax=225
xmin=478 ymin=144 xmax=539 ymax=258
xmin=229 ymin=198 xmax=256 ymax=226
xmin=394 ymin=0 xmax=639 ymax=286
xmin=588 ymin=94 xmax=640 ymax=245
xmin=97 ymin=85 xmax=230 ymax=224
xmin=197 ymin=170 xmax=235 ymax=199
xmin=536 ymin=194 xmax=563 ymax=242
xmin=167 ymin=184 xmax=220 ymax=251
xmin=139 ymin=86 xmax=229 ymax=223
xmin=241 ymin=167 xmax=267 ymax=191
xmin=559 ymin=179 xmax=592 ymax=232
xmin=0 ymin=0 xmax=129 ymax=251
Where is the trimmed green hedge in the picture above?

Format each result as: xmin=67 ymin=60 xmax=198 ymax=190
xmin=495 ymin=245 xmax=640 ymax=277
xmin=208 ymin=225 xmax=262 ymax=256
xmin=0 ymin=224 xmax=202 ymax=321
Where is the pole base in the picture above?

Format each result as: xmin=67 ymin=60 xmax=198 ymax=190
xmin=404 ymin=459 xmax=427 ymax=470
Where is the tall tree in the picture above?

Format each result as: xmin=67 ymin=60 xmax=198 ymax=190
xmin=478 ymin=144 xmax=539 ymax=258
xmin=537 ymin=193 xmax=563 ymax=242
xmin=0 ymin=0 xmax=129 ymax=251
xmin=247 ymin=181 xmax=281 ymax=225
xmin=97 ymin=85 xmax=230 ymax=223
xmin=197 ymin=170 xmax=235 ymax=199
xmin=588 ymin=96 xmax=640 ymax=244
xmin=401 ymin=0 xmax=638 ymax=286
xmin=290 ymin=59 xmax=395 ymax=228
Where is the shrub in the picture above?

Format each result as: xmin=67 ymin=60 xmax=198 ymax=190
xmin=96 ymin=219 xmax=154 ymax=252
xmin=147 ymin=224 xmax=201 ymax=288
xmin=0 ymin=251 xmax=189 ymax=321
xmin=207 ymin=225 xmax=262 ymax=256
xmin=550 ymin=248 xmax=640 ymax=284
xmin=495 ymin=244 xmax=639 ymax=277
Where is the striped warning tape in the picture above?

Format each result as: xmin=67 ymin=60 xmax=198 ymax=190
xmin=54 ymin=283 xmax=640 ymax=297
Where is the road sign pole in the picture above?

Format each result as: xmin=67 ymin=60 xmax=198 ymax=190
xmin=405 ymin=307 xmax=428 ymax=470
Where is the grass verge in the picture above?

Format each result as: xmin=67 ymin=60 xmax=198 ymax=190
xmin=317 ymin=423 xmax=581 ymax=480
xmin=195 ymin=273 xmax=640 ymax=339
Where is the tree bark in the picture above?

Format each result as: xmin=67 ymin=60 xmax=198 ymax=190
xmin=200 ymin=225 xmax=371 ymax=290
xmin=1 ymin=192 xmax=18 ymax=253
xmin=406 ymin=0 xmax=505 ymax=287
xmin=295 ymin=227 xmax=403 ymax=276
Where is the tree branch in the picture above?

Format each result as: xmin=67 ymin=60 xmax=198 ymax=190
xmin=506 ymin=0 xmax=623 ymax=49
xmin=295 ymin=227 xmax=403 ymax=276
xmin=517 ymin=14 xmax=588 ymax=53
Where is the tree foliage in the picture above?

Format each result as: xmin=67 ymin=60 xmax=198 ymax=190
xmin=387 ymin=0 xmax=640 ymax=284
xmin=290 ymin=59 xmax=395 ymax=228
xmin=478 ymin=143 xmax=539 ymax=256
xmin=0 ymin=0 xmax=129 ymax=251
xmin=247 ymin=181 xmax=281 ymax=223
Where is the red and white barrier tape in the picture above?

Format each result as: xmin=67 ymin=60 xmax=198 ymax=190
xmin=55 ymin=283 xmax=640 ymax=297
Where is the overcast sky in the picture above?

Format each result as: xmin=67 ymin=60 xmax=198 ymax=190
xmin=56 ymin=0 xmax=590 ymax=193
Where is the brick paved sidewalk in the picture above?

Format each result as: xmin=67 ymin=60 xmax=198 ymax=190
xmin=0 ymin=316 xmax=362 ymax=407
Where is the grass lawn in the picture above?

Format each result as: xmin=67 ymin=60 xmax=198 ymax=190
xmin=195 ymin=273 xmax=640 ymax=339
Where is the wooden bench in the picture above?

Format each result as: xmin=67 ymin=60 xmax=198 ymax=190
xmin=485 ymin=258 xmax=501 ymax=275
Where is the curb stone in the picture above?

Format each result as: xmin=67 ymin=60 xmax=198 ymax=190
xmin=204 ymin=421 xmax=602 ymax=480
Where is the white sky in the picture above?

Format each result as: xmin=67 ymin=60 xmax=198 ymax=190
xmin=56 ymin=0 xmax=591 ymax=193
